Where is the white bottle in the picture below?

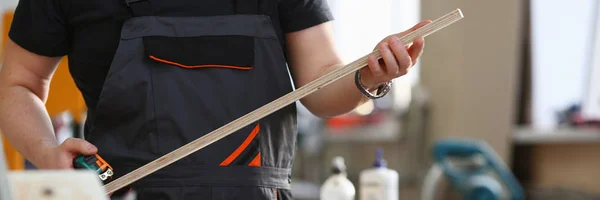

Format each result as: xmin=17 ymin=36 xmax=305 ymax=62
xmin=321 ymin=156 xmax=356 ymax=200
xmin=359 ymin=148 xmax=399 ymax=200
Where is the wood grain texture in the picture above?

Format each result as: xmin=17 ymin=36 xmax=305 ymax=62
xmin=103 ymin=9 xmax=464 ymax=194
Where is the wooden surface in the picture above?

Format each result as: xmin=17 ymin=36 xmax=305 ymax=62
xmin=513 ymin=128 xmax=600 ymax=197
xmin=514 ymin=127 xmax=600 ymax=144
xmin=104 ymin=9 xmax=464 ymax=194
xmin=7 ymin=171 xmax=107 ymax=200
xmin=528 ymin=143 xmax=600 ymax=195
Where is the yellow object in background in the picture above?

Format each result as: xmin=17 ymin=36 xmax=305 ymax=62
xmin=45 ymin=58 xmax=87 ymax=122
xmin=1 ymin=134 xmax=23 ymax=170
xmin=1 ymin=10 xmax=87 ymax=170
xmin=2 ymin=10 xmax=12 ymax=52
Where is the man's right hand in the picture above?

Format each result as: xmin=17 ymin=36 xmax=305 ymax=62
xmin=38 ymin=138 xmax=98 ymax=169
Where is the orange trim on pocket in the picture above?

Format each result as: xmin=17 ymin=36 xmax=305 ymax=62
xmin=219 ymin=124 xmax=260 ymax=166
xmin=248 ymin=153 xmax=261 ymax=167
xmin=149 ymin=55 xmax=252 ymax=70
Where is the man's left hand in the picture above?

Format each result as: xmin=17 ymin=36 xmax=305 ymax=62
xmin=360 ymin=20 xmax=432 ymax=89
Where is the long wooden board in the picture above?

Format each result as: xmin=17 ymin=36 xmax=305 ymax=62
xmin=104 ymin=8 xmax=464 ymax=194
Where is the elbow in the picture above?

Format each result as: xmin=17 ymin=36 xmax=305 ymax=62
xmin=306 ymin=108 xmax=334 ymax=119
xmin=0 ymin=79 xmax=49 ymax=103
xmin=307 ymin=109 xmax=337 ymax=120
xmin=299 ymin=99 xmax=327 ymax=119
xmin=300 ymin=99 xmax=352 ymax=119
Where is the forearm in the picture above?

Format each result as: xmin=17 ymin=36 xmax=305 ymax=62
xmin=0 ymin=85 xmax=58 ymax=167
xmin=300 ymin=63 xmax=372 ymax=118
xmin=286 ymin=21 xmax=423 ymax=118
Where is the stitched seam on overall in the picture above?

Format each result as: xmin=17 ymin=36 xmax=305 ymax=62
xmin=149 ymin=58 xmax=160 ymax=154
xmin=149 ymin=55 xmax=252 ymax=70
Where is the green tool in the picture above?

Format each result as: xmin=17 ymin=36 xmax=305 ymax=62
xmin=73 ymin=154 xmax=114 ymax=182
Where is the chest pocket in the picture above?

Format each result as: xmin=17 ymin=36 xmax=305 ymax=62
xmin=144 ymin=35 xmax=255 ymax=70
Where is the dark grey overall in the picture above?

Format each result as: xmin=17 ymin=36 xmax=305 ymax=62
xmin=84 ymin=0 xmax=297 ymax=199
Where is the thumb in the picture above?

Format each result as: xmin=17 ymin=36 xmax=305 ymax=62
xmin=60 ymin=138 xmax=98 ymax=155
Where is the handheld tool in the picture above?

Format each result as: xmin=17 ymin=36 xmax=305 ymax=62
xmin=421 ymin=138 xmax=524 ymax=200
xmin=73 ymin=154 xmax=114 ymax=182
xmin=103 ymin=9 xmax=465 ymax=194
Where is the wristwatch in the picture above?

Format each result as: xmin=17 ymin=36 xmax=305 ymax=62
xmin=354 ymin=70 xmax=392 ymax=99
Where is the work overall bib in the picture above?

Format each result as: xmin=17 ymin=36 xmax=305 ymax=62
xmin=85 ymin=0 xmax=297 ymax=199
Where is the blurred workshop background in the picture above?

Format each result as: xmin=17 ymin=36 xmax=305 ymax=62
xmin=1 ymin=0 xmax=600 ymax=199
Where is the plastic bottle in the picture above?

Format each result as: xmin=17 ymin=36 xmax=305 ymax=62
xmin=359 ymin=148 xmax=399 ymax=200
xmin=320 ymin=156 xmax=356 ymax=200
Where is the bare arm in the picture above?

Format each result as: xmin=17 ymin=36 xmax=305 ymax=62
xmin=0 ymin=39 xmax=96 ymax=169
xmin=286 ymin=21 xmax=430 ymax=118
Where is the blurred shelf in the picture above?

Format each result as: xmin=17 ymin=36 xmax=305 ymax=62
xmin=322 ymin=117 xmax=403 ymax=143
xmin=513 ymin=126 xmax=600 ymax=144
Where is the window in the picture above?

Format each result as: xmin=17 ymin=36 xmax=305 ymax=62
xmin=531 ymin=0 xmax=598 ymax=128
xmin=325 ymin=0 xmax=421 ymax=112
xmin=326 ymin=0 xmax=421 ymax=85
xmin=582 ymin=0 xmax=600 ymax=120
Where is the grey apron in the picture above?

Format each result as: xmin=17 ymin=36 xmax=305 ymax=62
xmin=84 ymin=0 xmax=297 ymax=199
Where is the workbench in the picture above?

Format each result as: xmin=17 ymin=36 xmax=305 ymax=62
xmin=512 ymin=126 xmax=600 ymax=199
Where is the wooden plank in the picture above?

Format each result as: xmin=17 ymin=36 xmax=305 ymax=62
xmin=104 ymin=8 xmax=465 ymax=194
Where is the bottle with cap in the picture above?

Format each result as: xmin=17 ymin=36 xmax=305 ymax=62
xmin=359 ymin=148 xmax=399 ymax=200
xmin=321 ymin=156 xmax=356 ymax=200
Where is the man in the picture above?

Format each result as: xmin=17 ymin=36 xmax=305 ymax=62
xmin=0 ymin=0 xmax=428 ymax=199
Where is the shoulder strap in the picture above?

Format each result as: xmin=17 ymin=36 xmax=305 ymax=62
xmin=235 ymin=0 xmax=259 ymax=15
xmin=124 ymin=0 xmax=260 ymax=17
xmin=123 ymin=0 xmax=153 ymax=17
